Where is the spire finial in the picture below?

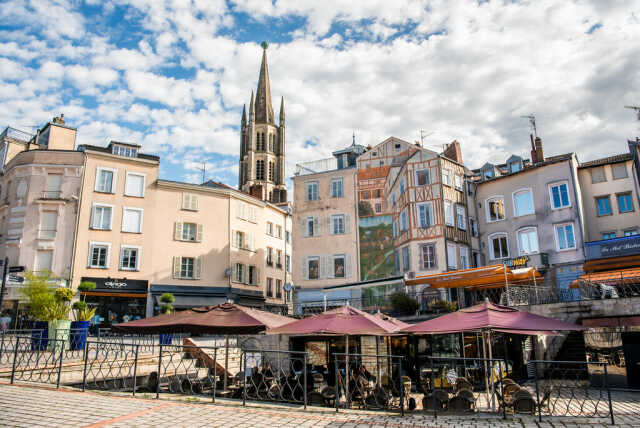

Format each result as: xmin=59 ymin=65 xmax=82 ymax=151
xmin=352 ymin=131 xmax=355 ymax=146
xmin=261 ymin=41 xmax=269 ymax=50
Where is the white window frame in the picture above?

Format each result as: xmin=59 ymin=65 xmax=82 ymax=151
xmin=516 ymin=227 xmax=539 ymax=255
xmin=88 ymin=241 xmax=111 ymax=268
xmin=485 ymin=196 xmax=505 ymax=223
xmin=121 ymin=206 xmax=143 ymax=233
xmin=447 ymin=243 xmax=457 ymax=269
xmin=95 ymin=167 xmax=117 ymax=194
xmin=91 ymin=203 xmax=114 ymax=230
xmin=454 ymin=174 xmax=463 ymax=190
xmin=124 ymin=172 xmax=146 ymax=197
xmin=460 ymin=246 xmax=469 ymax=269
xmin=488 ymin=233 xmax=510 ymax=260
xmin=548 ymin=181 xmax=571 ymax=210
xmin=234 ymin=263 xmax=245 ymax=283
xmin=417 ymin=202 xmax=433 ymax=228
xmin=456 ymin=205 xmax=466 ymax=230
xmin=120 ymin=245 xmax=141 ymax=271
xmin=512 ymin=187 xmax=535 ymax=217
xmin=415 ymin=169 xmax=430 ymax=186
xmin=330 ymin=178 xmax=343 ymax=198
xmin=332 ymin=214 xmax=345 ymax=235
xmin=307 ymin=256 xmax=320 ymax=280
xmin=442 ymin=168 xmax=452 ymax=186
xmin=400 ymin=208 xmax=408 ymax=231
xmin=444 ymin=200 xmax=454 ymax=226
xmin=420 ymin=243 xmax=436 ymax=270
xmin=554 ymin=222 xmax=577 ymax=251
xmin=306 ymin=181 xmax=319 ymax=201
xmin=333 ymin=254 xmax=346 ymax=278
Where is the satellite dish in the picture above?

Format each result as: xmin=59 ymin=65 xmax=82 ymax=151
xmin=283 ymin=283 xmax=292 ymax=292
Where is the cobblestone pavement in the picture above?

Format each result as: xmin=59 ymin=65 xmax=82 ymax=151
xmin=1 ymin=383 xmax=638 ymax=428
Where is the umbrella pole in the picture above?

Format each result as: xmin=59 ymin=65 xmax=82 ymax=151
xmin=224 ymin=334 xmax=229 ymax=392
xmin=345 ymin=335 xmax=349 ymax=409
xmin=482 ymin=331 xmax=490 ymax=410
xmin=488 ymin=330 xmax=495 ymax=411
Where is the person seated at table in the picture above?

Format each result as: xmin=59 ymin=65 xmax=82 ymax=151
xmin=359 ymin=365 xmax=375 ymax=383
xmin=262 ymin=361 xmax=274 ymax=379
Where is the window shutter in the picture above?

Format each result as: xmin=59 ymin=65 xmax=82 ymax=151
xmin=196 ymin=224 xmax=203 ymax=242
xmin=249 ymin=233 xmax=255 ymax=251
xmin=327 ymin=256 xmax=334 ymax=279
xmin=232 ymin=263 xmax=237 ymax=281
xmin=302 ymin=219 xmax=308 ymax=237
xmin=313 ymin=217 xmax=321 ymax=236
xmin=319 ymin=257 xmax=326 ymax=279
xmin=345 ymin=214 xmax=351 ymax=234
xmin=244 ymin=265 xmax=249 ymax=284
xmin=194 ymin=256 xmax=202 ymax=279
xmin=174 ymin=222 xmax=183 ymax=241
xmin=231 ymin=229 xmax=237 ymax=248
xmin=302 ymin=258 xmax=308 ymax=280
xmin=256 ymin=267 xmax=261 ymax=285
xmin=182 ymin=193 xmax=189 ymax=209
xmin=326 ymin=216 xmax=332 ymax=235
xmin=191 ymin=194 xmax=198 ymax=210
xmin=173 ymin=257 xmax=180 ymax=279
xmin=90 ymin=206 xmax=96 ymax=229
xmin=346 ymin=255 xmax=352 ymax=278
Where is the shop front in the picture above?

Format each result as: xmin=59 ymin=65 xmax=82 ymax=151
xmin=81 ymin=277 xmax=148 ymax=330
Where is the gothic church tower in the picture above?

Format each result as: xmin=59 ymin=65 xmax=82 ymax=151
xmin=239 ymin=42 xmax=287 ymax=203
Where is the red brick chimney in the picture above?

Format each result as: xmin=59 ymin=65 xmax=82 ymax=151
xmin=530 ymin=134 xmax=536 ymax=163
xmin=443 ymin=140 xmax=463 ymax=164
xmin=534 ymin=136 xmax=544 ymax=163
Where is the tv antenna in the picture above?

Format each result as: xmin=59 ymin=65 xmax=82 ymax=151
xmin=419 ymin=130 xmax=433 ymax=147
xmin=521 ymin=115 xmax=537 ymax=138
xmin=625 ymin=106 xmax=640 ymax=121
xmin=196 ymin=161 xmax=206 ymax=184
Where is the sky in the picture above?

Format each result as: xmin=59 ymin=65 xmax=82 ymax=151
xmin=0 ymin=1 xmax=639 ymax=188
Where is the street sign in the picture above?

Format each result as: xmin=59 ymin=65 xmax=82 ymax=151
xmin=8 ymin=266 xmax=25 ymax=273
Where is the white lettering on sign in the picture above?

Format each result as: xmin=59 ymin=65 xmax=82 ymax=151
xmin=105 ymin=281 xmax=127 ymax=289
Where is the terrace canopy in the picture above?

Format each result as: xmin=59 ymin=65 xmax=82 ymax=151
xmin=113 ymin=303 xmax=294 ymax=335
xmin=404 ymin=264 xmax=543 ymax=289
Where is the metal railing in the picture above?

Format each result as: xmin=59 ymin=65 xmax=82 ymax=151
xmin=40 ymin=191 xmax=62 ymax=200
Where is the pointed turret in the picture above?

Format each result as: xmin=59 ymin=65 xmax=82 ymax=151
xmin=249 ymin=90 xmax=255 ymax=123
xmin=279 ymin=96 xmax=285 ymax=126
xmin=255 ymin=42 xmax=274 ymax=124
xmin=241 ymin=104 xmax=246 ymax=128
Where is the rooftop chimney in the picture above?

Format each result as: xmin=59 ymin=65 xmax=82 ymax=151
xmin=534 ymin=136 xmax=544 ymax=164
xmin=443 ymin=140 xmax=463 ymax=164
xmin=530 ymin=134 xmax=537 ymax=163
xmin=52 ymin=113 xmax=65 ymax=125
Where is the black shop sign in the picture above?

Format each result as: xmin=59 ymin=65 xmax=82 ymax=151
xmin=586 ymin=235 xmax=640 ymax=260
xmin=82 ymin=277 xmax=148 ymax=293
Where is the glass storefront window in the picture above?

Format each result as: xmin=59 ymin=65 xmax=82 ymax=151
xmin=85 ymin=295 xmax=146 ymax=329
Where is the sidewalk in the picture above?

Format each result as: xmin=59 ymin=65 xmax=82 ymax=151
xmin=1 ymin=383 xmax=638 ymax=428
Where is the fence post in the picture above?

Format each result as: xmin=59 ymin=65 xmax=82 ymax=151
xmin=430 ymin=357 xmax=437 ymax=419
xmin=132 ymin=344 xmax=139 ymax=397
xmin=56 ymin=340 xmax=65 ymax=389
xmin=303 ymin=352 xmax=308 ymax=410
xmin=10 ymin=335 xmax=20 ymax=384
xmin=242 ymin=351 xmax=247 ymax=406
xmin=499 ymin=360 xmax=505 ymax=419
xmin=603 ymin=363 xmax=614 ymax=425
xmin=334 ymin=354 xmax=339 ymax=413
xmin=82 ymin=340 xmax=89 ymax=392
xmin=0 ymin=330 xmax=5 ymax=363
xmin=534 ymin=361 xmax=542 ymax=423
xmin=399 ymin=357 xmax=404 ymax=417
xmin=156 ymin=344 xmax=163 ymax=399
xmin=212 ymin=347 xmax=217 ymax=403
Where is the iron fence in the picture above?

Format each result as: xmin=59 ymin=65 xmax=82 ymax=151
xmin=333 ymin=352 xmax=406 ymax=414
xmin=242 ymin=349 xmax=309 ymax=407
xmin=83 ymin=341 xmax=141 ymax=393
xmin=9 ymin=336 xmax=66 ymax=387
xmin=0 ymin=329 xmax=45 ymax=365
xmin=154 ymin=344 xmax=220 ymax=400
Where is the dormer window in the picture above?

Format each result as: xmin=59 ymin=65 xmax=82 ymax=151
xmin=112 ymin=145 xmax=138 ymax=158
xmin=484 ymin=169 xmax=494 ymax=179
xmin=509 ymin=161 xmax=520 ymax=173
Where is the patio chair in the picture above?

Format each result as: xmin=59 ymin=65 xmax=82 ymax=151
xmin=455 ymin=377 xmax=473 ymax=392
xmin=513 ymin=389 xmax=536 ymax=415
xmin=365 ymin=387 xmax=390 ymax=409
xmin=423 ymin=389 xmax=449 ymax=412
xmin=456 ymin=389 xmax=476 ymax=410
xmin=449 ymin=395 xmax=474 ymax=412
xmin=308 ymin=390 xmax=325 ymax=406
xmin=320 ymin=385 xmax=336 ymax=406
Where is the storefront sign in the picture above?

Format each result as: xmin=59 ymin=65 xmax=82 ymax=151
xmin=503 ymin=256 xmax=529 ymax=268
xmin=82 ymin=277 xmax=148 ymax=293
xmin=586 ymin=235 xmax=640 ymax=260
xmin=105 ymin=280 xmax=128 ymax=289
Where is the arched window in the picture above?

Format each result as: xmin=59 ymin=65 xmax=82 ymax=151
xmin=268 ymin=161 xmax=274 ymax=181
xmin=488 ymin=233 xmax=509 ymax=260
xmin=256 ymin=160 xmax=265 ymax=180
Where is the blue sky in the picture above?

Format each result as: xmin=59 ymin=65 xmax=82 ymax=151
xmin=0 ymin=1 xmax=639 ymax=188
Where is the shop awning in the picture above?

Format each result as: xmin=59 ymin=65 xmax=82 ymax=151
xmin=405 ymin=264 xmax=543 ymax=289
xmin=570 ymin=267 xmax=640 ymax=288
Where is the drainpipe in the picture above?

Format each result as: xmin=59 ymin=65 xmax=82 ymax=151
xmin=68 ymin=152 xmax=87 ymax=292
xmin=568 ymin=156 xmax=586 ymax=261
xmin=439 ymin=156 xmax=451 ymax=302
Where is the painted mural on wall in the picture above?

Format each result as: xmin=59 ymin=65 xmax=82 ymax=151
xmin=359 ymin=215 xmax=395 ymax=280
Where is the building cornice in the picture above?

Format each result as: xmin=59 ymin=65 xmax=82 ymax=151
xmin=83 ymin=149 xmax=160 ymax=166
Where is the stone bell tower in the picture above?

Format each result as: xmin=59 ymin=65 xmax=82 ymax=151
xmin=238 ymin=42 xmax=287 ymax=203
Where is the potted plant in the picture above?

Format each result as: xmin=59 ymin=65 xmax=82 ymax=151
xmin=46 ymin=287 xmax=74 ymax=351
xmin=69 ymin=281 xmax=97 ymax=350
xmin=20 ymin=271 xmax=55 ymax=350
xmin=158 ymin=293 xmax=175 ymax=345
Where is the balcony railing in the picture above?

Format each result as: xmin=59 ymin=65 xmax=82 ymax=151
xmin=40 ymin=191 xmax=62 ymax=200
xmin=38 ymin=229 xmax=57 ymax=240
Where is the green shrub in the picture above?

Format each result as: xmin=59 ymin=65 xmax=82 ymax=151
xmin=389 ymin=292 xmax=419 ymax=313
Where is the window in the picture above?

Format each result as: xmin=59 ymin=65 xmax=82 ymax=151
xmin=549 ymin=182 xmax=570 ymax=209
xmin=399 ymin=179 xmax=405 ymax=194
xmin=363 ymin=190 xmax=370 ymax=200
xmin=509 ymin=161 xmax=520 ymax=173
xmin=392 ymin=220 xmax=398 ymax=238
xmin=486 ymin=197 xmax=505 ymax=222
xmin=39 ymin=211 xmax=58 ymax=239
xmin=306 ymin=216 xmax=319 ymax=237
xmin=268 ymin=161 xmax=274 ymax=181
xmin=95 ymin=168 xmax=116 ymax=193
xmin=89 ymin=242 xmax=110 ymax=268
xmin=112 ymin=145 xmax=138 ymax=157
xmin=444 ymin=200 xmax=454 ymax=226
xmin=447 ymin=243 xmax=457 ymax=269
xmin=91 ymin=204 xmax=113 ymax=230
xmin=392 ymin=193 xmax=396 ymax=206
xmin=590 ymin=166 xmax=606 ymax=183
xmin=235 ymin=231 xmax=245 ymax=248
xmin=266 ymin=247 xmax=273 ymax=265
xmin=234 ymin=263 xmax=245 ymax=283
xmin=460 ymin=247 xmax=469 ymax=269
xmin=489 ymin=234 xmax=509 ymax=259
xmin=612 ymin=163 xmax=628 ymax=180
xmin=375 ymin=203 xmax=381 ymax=213
xmin=517 ymin=228 xmax=539 ymax=255
xmin=122 ymin=207 xmax=143 ymax=233
xmin=267 ymin=278 xmax=273 ymax=297
xmin=414 ymin=169 xmax=429 ymax=186
xmin=285 ymin=231 xmax=290 ymax=243
xmin=394 ymin=249 xmax=400 ymax=273
xmin=400 ymin=208 xmax=408 ymax=231
xmin=617 ymin=193 xmax=634 ymax=213
xmin=454 ymin=174 xmax=463 ymax=190
xmin=596 ymin=196 xmax=612 ymax=216
xmin=555 ymin=223 xmax=576 ymax=250
xmin=124 ymin=172 xmax=145 ymax=197
xmin=513 ymin=189 xmax=534 ymax=217
xmin=417 ymin=202 xmax=433 ymax=228
xmin=602 ymin=232 xmax=616 ymax=240
xmin=420 ymin=244 xmax=436 ymax=270
xmin=334 ymin=255 xmax=345 ymax=278
xmin=442 ymin=169 xmax=451 ymax=186
xmin=182 ymin=223 xmax=197 ymax=241
xmin=306 ymin=181 xmax=318 ymax=201
xmin=266 ymin=221 xmax=273 ymax=235
xmin=375 ymin=189 xmax=381 ymax=198
xmin=624 ymin=229 xmax=638 ymax=236
xmin=45 ymin=174 xmax=62 ymax=198
xmin=332 ymin=214 xmax=345 ymax=235
xmin=248 ymin=265 xmax=258 ymax=285
xmin=276 ymin=249 xmax=282 ymax=267
xmin=276 ymin=225 xmax=282 ymax=238
xmin=456 ymin=205 xmax=466 ymax=230
xmin=120 ymin=246 xmax=140 ymax=270
xmin=308 ymin=257 xmax=319 ymax=280
xmin=331 ymin=178 xmax=343 ymax=198
xmin=402 ymin=246 xmax=410 ymax=272
xmin=35 ymin=250 xmax=53 ymax=272
xmin=469 ymin=218 xmax=479 ymax=237
xmin=285 ymin=255 xmax=291 ymax=272
xmin=182 ymin=193 xmax=199 ymax=211
xmin=256 ymin=160 xmax=265 ymax=180
xmin=276 ymin=279 xmax=282 ymax=298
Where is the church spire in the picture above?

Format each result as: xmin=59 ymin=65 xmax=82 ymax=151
xmin=249 ymin=90 xmax=255 ymax=123
xmin=255 ymin=41 xmax=274 ymax=124
xmin=279 ymin=96 xmax=285 ymax=126
xmin=241 ymin=104 xmax=246 ymax=127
